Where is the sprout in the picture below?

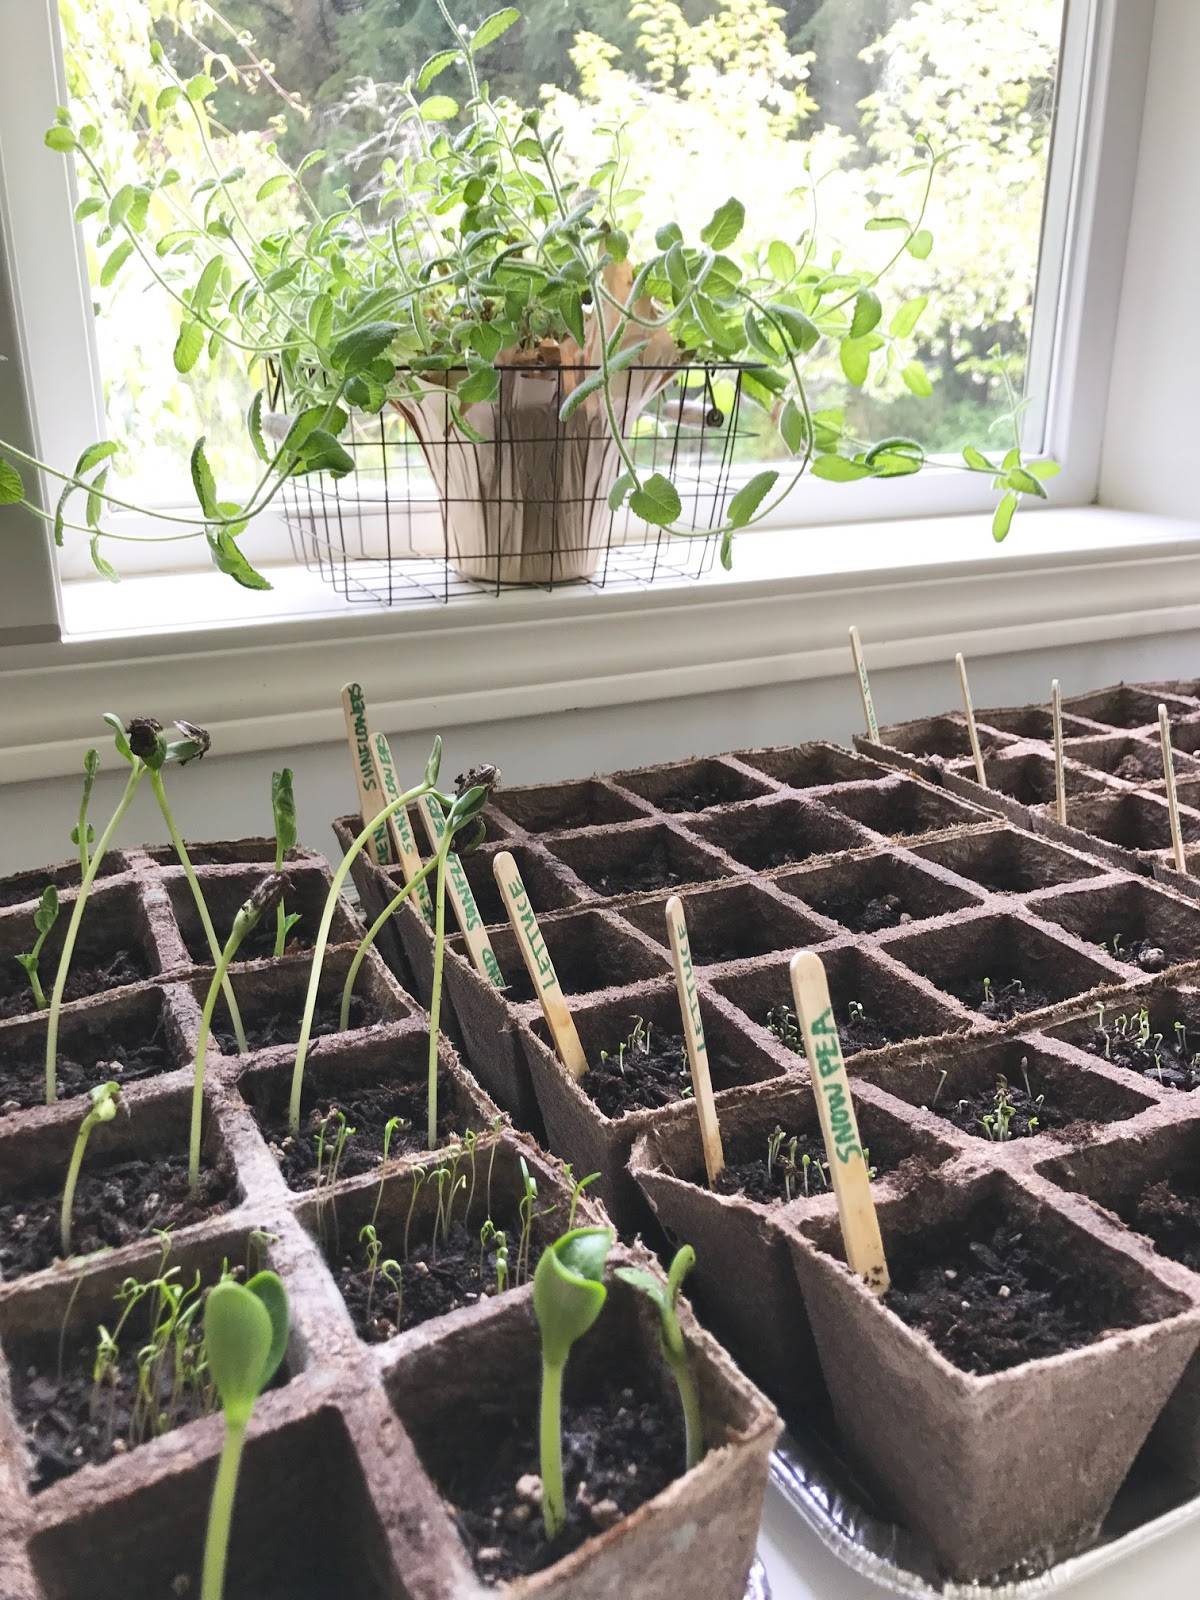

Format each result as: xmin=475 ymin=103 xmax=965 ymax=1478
xmin=532 ymin=1226 xmax=614 ymax=1542
xmin=14 ymin=884 xmax=59 ymax=1010
xmin=71 ymin=748 xmax=100 ymax=874
xmin=200 ymin=1271 xmax=289 ymax=1600
xmin=616 ymin=1246 xmax=704 ymax=1471
xmin=271 ymin=768 xmax=302 ymax=956
xmin=369 ymin=1114 xmax=409 ymax=1230
xmin=60 ymin=1080 xmax=122 ymax=1256
xmin=359 ymin=1223 xmax=384 ymax=1320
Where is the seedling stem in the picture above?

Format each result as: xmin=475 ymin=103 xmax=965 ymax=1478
xmin=616 ymin=1246 xmax=704 ymax=1471
xmin=339 ymin=856 xmax=438 ymax=1031
xmin=60 ymin=1080 xmax=122 ymax=1255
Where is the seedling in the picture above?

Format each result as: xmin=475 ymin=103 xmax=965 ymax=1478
xmin=337 ymin=851 xmax=439 ymax=1031
xmin=189 ymin=874 xmax=287 ymax=1188
xmin=766 ymin=1002 xmax=804 ymax=1054
xmin=517 ymin=1156 xmax=539 ymax=1284
xmin=200 ymin=1271 xmax=289 ymax=1600
xmin=978 ymin=1076 xmax=1018 ymax=1141
xmin=565 ymin=1167 xmax=600 ymax=1231
xmin=369 ymin=1114 xmax=410 ymax=1229
xmin=617 ymin=1246 xmax=704 ymax=1471
xmin=532 ymin=1226 xmax=615 ymax=1541
xmin=359 ymin=1223 xmax=384 ymax=1319
xmin=71 ymin=748 xmax=100 ymax=874
xmin=314 ymin=1108 xmax=355 ymax=1248
xmin=60 ymin=1080 xmax=122 ymax=1256
xmin=847 ymin=1000 xmax=866 ymax=1025
xmin=271 ymin=768 xmax=302 ymax=955
xmin=14 ymin=885 xmax=59 ymax=1010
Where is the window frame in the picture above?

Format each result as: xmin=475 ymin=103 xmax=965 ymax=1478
xmin=0 ymin=0 xmax=1155 ymax=612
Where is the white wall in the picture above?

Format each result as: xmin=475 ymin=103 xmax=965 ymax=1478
xmin=1100 ymin=0 xmax=1197 ymax=517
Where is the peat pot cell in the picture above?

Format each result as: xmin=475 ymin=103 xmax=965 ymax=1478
xmin=1063 ymin=735 xmax=1187 ymax=785
xmin=0 ymin=882 xmax=160 ymax=1023
xmin=976 ymin=703 xmax=1095 ymax=742
xmin=713 ymin=946 xmax=963 ymax=1058
xmin=884 ymin=914 xmax=1119 ymax=1021
xmin=205 ymin=946 xmax=407 ymax=1056
xmin=3 ymin=1226 xmax=283 ymax=1492
xmin=146 ymin=836 xmax=294 ymax=867
xmin=733 ymin=741 xmax=891 ymax=790
xmin=1033 ymin=879 xmax=1200 ymax=975
xmin=914 ymin=826 xmax=1103 ymax=894
xmin=687 ymin=797 xmax=867 ymax=872
xmin=388 ymin=1272 xmax=770 ymax=1593
xmin=239 ymin=1029 xmax=495 ymax=1190
xmin=790 ymin=1172 xmax=1198 ymax=1579
xmin=455 ymin=842 xmax=581 ymax=928
xmin=0 ymin=986 xmax=185 ymax=1116
xmin=819 ymin=778 xmax=986 ymax=842
xmin=967 ymin=752 xmax=1105 ymax=806
xmin=308 ymin=1134 xmax=576 ymax=1343
xmin=613 ymin=755 xmax=773 ymax=814
xmin=864 ymin=1035 xmax=1156 ymax=1147
xmin=619 ymin=880 xmax=829 ymax=967
xmin=491 ymin=777 xmax=649 ymax=834
xmin=778 ymin=849 xmax=982 ymax=934
xmin=879 ymin=715 xmax=995 ymax=761
xmin=0 ymin=1092 xmax=236 ymax=1282
xmin=165 ymin=864 xmax=357 ymax=966
xmin=454 ymin=907 xmax=669 ymax=1005
xmin=1064 ymin=684 xmax=1192 ymax=731
xmin=1060 ymin=790 xmax=1200 ymax=853
xmin=28 ymin=1406 xmax=397 ymax=1600
xmin=548 ymin=822 xmax=732 ymax=898
xmin=0 ymin=851 xmax=127 ymax=912
xmin=1169 ymin=718 xmax=1200 ymax=758
xmin=1047 ymin=988 xmax=1200 ymax=1092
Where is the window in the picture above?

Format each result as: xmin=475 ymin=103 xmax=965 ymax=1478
xmin=0 ymin=0 xmax=1145 ymax=605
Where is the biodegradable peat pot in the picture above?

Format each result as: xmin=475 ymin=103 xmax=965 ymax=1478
xmin=786 ymin=1169 xmax=1200 ymax=1579
xmin=386 ymin=1247 xmax=780 ymax=1599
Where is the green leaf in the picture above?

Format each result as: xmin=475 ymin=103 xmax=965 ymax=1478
xmin=271 ymin=769 xmax=298 ymax=853
xmin=1028 ymin=459 xmax=1062 ymax=480
xmin=190 ymin=438 xmax=218 ymax=516
xmin=655 ymin=222 xmax=683 ymax=251
xmin=108 ymin=185 xmax=136 ymax=226
xmin=1007 ymin=467 xmax=1048 ymax=499
xmin=299 ymin=430 xmax=355 ymax=477
xmin=767 ymin=302 xmax=819 ymax=353
xmin=419 ymin=95 xmax=459 ymax=122
xmin=457 ymin=366 xmax=500 ymax=407
xmin=99 ymin=241 xmax=134 ymax=288
xmin=173 ymin=320 xmax=204 ymax=374
xmin=186 ymin=73 xmax=216 ymax=103
xmin=244 ymin=1270 xmax=290 ymax=1387
xmin=779 ymin=398 xmax=806 ymax=455
xmin=865 ymin=216 xmax=909 ymax=231
xmin=901 ymin=360 xmax=933 ymax=397
xmin=32 ymin=885 xmax=59 ymax=937
xmin=890 ymin=295 xmax=928 ymax=339
xmin=0 ymin=457 xmax=26 ymax=506
xmin=742 ymin=309 xmax=778 ymax=363
xmin=247 ymin=391 xmax=269 ymax=464
xmin=85 ymin=470 xmax=107 ymax=531
xmin=629 ymin=473 xmax=682 ymax=528
xmin=74 ymin=197 xmax=104 ymax=222
xmin=727 ymin=470 xmax=778 ymax=528
xmin=693 ymin=294 xmax=738 ymax=351
xmin=767 ymin=240 xmax=796 ymax=281
xmin=89 ymin=533 xmax=119 ymax=583
xmin=307 ymin=291 xmax=334 ymax=348
xmin=193 ymin=258 xmax=226 ymax=321
xmin=207 ymin=526 xmax=272 ymax=590
xmin=417 ymin=49 xmax=460 ymax=90
xmin=331 ymin=321 xmax=400 ymax=377
xmin=558 ymin=288 xmax=586 ymax=348
xmin=256 ymin=174 xmax=291 ymax=202
xmin=700 ymin=197 xmax=745 ymax=251
xmin=204 ymin=1280 xmax=274 ymax=1427
xmin=850 ymin=290 xmax=882 ymax=340
xmin=962 ymin=445 xmax=990 ymax=471
xmin=296 ymin=149 xmax=326 ymax=176
xmin=992 ymin=492 xmax=1018 ymax=542
xmin=907 ymin=229 xmax=934 ymax=260
xmin=533 ymin=1227 xmax=613 ymax=1369
xmin=471 ymin=7 xmax=520 ymax=52
xmin=44 ymin=127 xmax=77 ymax=153
xmin=839 ymin=337 xmax=872 ymax=387
xmin=811 ymin=455 xmax=872 ymax=482
xmin=102 ymin=712 xmax=133 ymax=763
xmin=608 ymin=471 xmax=635 ymax=512
xmin=664 ymin=241 xmax=688 ymax=293
xmin=155 ymin=85 xmax=182 ymax=113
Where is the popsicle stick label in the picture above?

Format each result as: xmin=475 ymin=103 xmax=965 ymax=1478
xmin=956 ymin=652 xmax=987 ymax=788
xmin=1159 ymin=704 xmax=1188 ymax=874
xmin=665 ymin=896 xmax=725 ymax=1184
xmin=340 ymin=682 xmax=391 ymax=866
xmin=849 ymin=626 xmax=879 ymax=743
xmin=493 ymin=851 xmax=588 ymax=1080
xmin=1051 ymin=679 xmax=1067 ymax=825
xmin=370 ymin=733 xmax=434 ymax=923
xmin=789 ymin=952 xmax=889 ymax=1296
xmin=415 ymin=793 xmax=504 ymax=986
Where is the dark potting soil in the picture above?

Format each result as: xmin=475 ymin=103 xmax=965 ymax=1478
xmin=1083 ymin=1010 xmax=1200 ymax=1090
xmin=0 ymin=856 xmax=121 ymax=910
xmin=181 ymin=913 xmax=314 ymax=967
xmin=251 ymin=1072 xmax=461 ymax=1188
xmin=0 ymin=1009 xmax=176 ymax=1116
xmin=816 ymin=890 xmax=916 ymax=934
xmin=331 ymin=1216 xmax=530 ymax=1343
xmin=586 ymin=841 xmax=703 ymax=897
xmin=584 ymin=1028 xmax=692 ymax=1117
xmin=924 ymin=1072 xmax=1080 ymax=1143
xmin=1123 ymin=1176 xmax=1200 ymax=1273
xmin=214 ymin=991 xmax=374 ymax=1055
xmin=951 ymin=975 xmax=1053 ymax=1021
xmin=0 ymin=947 xmax=150 ymax=1022
xmin=767 ymin=1001 xmax=896 ymax=1058
xmin=1103 ymin=933 xmax=1171 ymax=973
xmin=0 ymin=1151 xmax=235 ymax=1280
xmin=656 ymin=784 xmax=735 ymax=814
xmin=714 ymin=1126 xmax=902 ymax=1204
xmin=885 ymin=1204 xmax=1140 ymax=1375
xmin=453 ymin=1374 xmax=683 ymax=1584
xmin=1113 ymin=750 xmax=1162 ymax=783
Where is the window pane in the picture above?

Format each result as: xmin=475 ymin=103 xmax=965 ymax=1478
xmin=61 ymin=0 xmax=1064 ymax=506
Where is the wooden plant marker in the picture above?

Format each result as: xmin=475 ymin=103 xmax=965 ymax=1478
xmin=493 ymin=850 xmax=588 ymax=1080
xmin=1159 ymin=703 xmax=1189 ymax=874
xmin=370 ymin=732 xmax=435 ymax=923
xmin=340 ymin=682 xmax=391 ymax=866
xmin=414 ymin=793 xmax=504 ymax=987
xmin=955 ymin=652 xmax=987 ymax=788
xmin=664 ymin=895 xmax=725 ymax=1184
xmin=1051 ymin=679 xmax=1067 ymax=825
xmin=849 ymin=626 xmax=879 ymax=743
xmin=788 ymin=951 xmax=889 ymax=1296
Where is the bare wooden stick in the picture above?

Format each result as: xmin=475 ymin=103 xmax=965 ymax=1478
xmin=493 ymin=851 xmax=588 ymax=1080
xmin=788 ymin=952 xmax=889 ymax=1295
xmin=1159 ymin=704 xmax=1189 ymax=874
xmin=848 ymin=626 xmax=879 ymax=742
xmin=955 ymin=652 xmax=987 ymax=788
xmin=664 ymin=895 xmax=725 ymax=1184
xmin=370 ymin=732 xmax=435 ymax=923
xmin=415 ymin=793 xmax=504 ymax=986
xmin=340 ymin=683 xmax=391 ymax=866
xmin=1051 ymin=679 xmax=1067 ymax=825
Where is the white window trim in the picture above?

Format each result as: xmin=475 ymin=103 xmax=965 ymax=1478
xmin=0 ymin=0 xmax=1156 ymax=612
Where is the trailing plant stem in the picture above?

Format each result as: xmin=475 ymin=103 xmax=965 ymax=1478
xmin=45 ymin=765 xmax=144 ymax=1105
xmin=340 ymin=857 xmax=437 ymax=1031
xmin=200 ymin=1418 xmax=246 ymax=1600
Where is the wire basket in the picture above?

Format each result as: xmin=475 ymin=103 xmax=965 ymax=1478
xmin=272 ymin=362 xmax=762 ymax=607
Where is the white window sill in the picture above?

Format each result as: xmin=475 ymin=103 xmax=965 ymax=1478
xmin=3 ymin=504 xmax=1199 ymax=784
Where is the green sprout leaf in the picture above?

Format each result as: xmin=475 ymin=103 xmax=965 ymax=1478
xmin=420 ymin=95 xmax=459 ymax=122
xmin=0 ymin=457 xmax=24 ymax=506
xmin=533 ymin=1226 xmax=613 ymax=1369
xmin=962 ymin=445 xmax=991 ymax=471
xmin=700 ymin=197 xmax=745 ymax=251
xmin=890 ymin=295 xmax=928 ymax=338
xmin=767 ymin=240 xmax=796 ymax=280
xmin=174 ymin=321 xmax=205 ymax=374
xmin=331 ymin=321 xmax=400 ymax=377
xmin=205 ymin=1279 xmax=276 ymax=1428
xmin=811 ymin=454 xmax=872 ymax=482
xmin=247 ymin=391 xmax=269 ymax=464
xmin=865 ymin=215 xmax=909 ymax=232
xmin=907 ymin=228 xmax=934 ymax=260
xmin=417 ymin=49 xmax=460 ymax=90
xmin=99 ymin=240 xmax=134 ymax=288
xmin=850 ymin=289 xmax=882 ymax=339
xmin=256 ymin=174 xmax=291 ymax=202
xmin=727 ymin=469 xmax=778 ymax=528
xmin=190 ymin=438 xmax=218 ymax=516
xmin=839 ymin=337 xmax=872 ymax=388
xmin=471 ymin=7 xmax=520 ymax=52
xmin=207 ymin=527 xmax=272 ymax=591
xmin=901 ymin=360 xmax=933 ymax=397
xmin=244 ymin=1270 xmax=290 ymax=1388
xmin=629 ymin=473 xmax=681 ymax=527
xmin=45 ymin=126 xmax=78 ymax=153
xmin=992 ymin=491 xmax=1018 ymax=542
xmin=272 ymin=768 xmax=298 ymax=853
xmin=779 ymin=399 xmax=806 ymax=455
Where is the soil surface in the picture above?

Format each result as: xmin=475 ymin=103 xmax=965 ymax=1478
xmin=0 ymin=947 xmax=149 ymax=1022
xmin=181 ymin=912 xmax=314 ymax=966
xmin=0 ymin=1009 xmax=176 ymax=1116
xmin=586 ymin=840 xmax=706 ymax=897
xmin=0 ymin=856 xmax=121 ymax=910
xmin=767 ymin=1000 xmax=896 ymax=1057
xmin=950 ymin=974 xmax=1053 ymax=1021
xmin=814 ymin=890 xmax=916 ymax=934
xmin=1124 ymin=1176 xmax=1200 ymax=1272
xmin=583 ymin=1026 xmax=694 ymax=1116
xmin=924 ymin=1071 xmax=1080 ymax=1143
xmin=1084 ymin=1009 xmax=1200 ymax=1090
xmin=1113 ymin=749 xmax=1162 ymax=782
xmin=655 ymin=783 xmax=736 ymax=814
xmin=0 ymin=1152 xmax=234 ymax=1280
xmin=214 ymin=991 xmax=374 ymax=1055
xmin=1102 ymin=932 xmax=1171 ymax=973
xmin=885 ymin=1204 xmax=1140 ymax=1375
xmin=714 ymin=1126 xmax=900 ymax=1204
xmin=453 ymin=1375 xmax=683 ymax=1584
xmin=954 ymin=854 xmax=1055 ymax=895
xmin=250 ymin=1072 xmax=461 ymax=1189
